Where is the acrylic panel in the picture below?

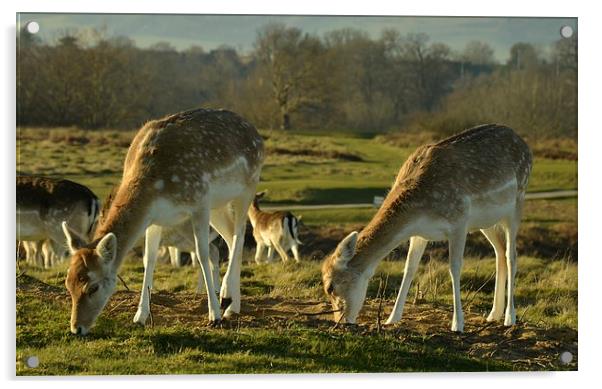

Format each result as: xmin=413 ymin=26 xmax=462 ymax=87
xmin=16 ymin=13 xmax=578 ymax=375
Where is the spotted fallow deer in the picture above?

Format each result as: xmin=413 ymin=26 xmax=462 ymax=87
xmin=322 ymin=124 xmax=532 ymax=332
xmin=17 ymin=176 xmax=99 ymax=268
xmin=61 ymin=108 xmax=265 ymax=335
xmin=248 ymin=191 xmax=302 ymax=263
xmin=101 ymin=185 xmax=221 ymax=293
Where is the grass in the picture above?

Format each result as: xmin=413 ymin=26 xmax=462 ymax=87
xmin=17 ymin=254 xmax=577 ymax=375
xmin=17 ymin=127 xmax=577 ymax=205
xmin=15 ymin=126 xmax=578 ymax=374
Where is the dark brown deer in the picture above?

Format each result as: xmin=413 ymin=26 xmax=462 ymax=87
xmin=17 ymin=176 xmax=99 ymax=268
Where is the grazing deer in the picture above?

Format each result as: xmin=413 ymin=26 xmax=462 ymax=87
xmin=160 ymin=226 xmax=222 ymax=294
xmin=62 ymin=108 xmax=264 ymax=335
xmin=21 ymin=240 xmax=62 ymax=267
xmin=102 ymin=185 xmax=222 ymax=293
xmin=321 ymin=124 xmax=532 ymax=332
xmin=248 ymin=191 xmax=302 ymax=263
xmin=17 ymin=176 xmax=99 ymax=268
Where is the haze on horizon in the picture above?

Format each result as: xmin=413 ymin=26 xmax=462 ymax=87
xmin=18 ymin=13 xmax=577 ymax=62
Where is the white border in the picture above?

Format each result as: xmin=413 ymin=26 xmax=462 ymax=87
xmin=3 ymin=1 xmax=600 ymax=388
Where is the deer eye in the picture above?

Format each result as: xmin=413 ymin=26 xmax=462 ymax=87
xmin=87 ymin=284 xmax=99 ymax=295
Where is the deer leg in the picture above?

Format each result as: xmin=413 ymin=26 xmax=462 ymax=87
xmin=503 ymin=212 xmax=521 ymax=326
xmin=254 ymin=242 xmax=266 ymax=264
xmin=448 ymin=231 xmax=467 ymax=332
xmin=42 ymin=240 xmax=53 ymax=269
xmin=291 ymin=243 xmax=300 ymax=262
xmin=133 ymin=225 xmax=162 ymax=325
xmin=220 ymin=194 xmax=253 ymax=319
xmin=169 ymin=246 xmax=182 ymax=267
xmin=273 ymin=240 xmax=290 ymax=262
xmin=385 ymin=236 xmax=427 ymax=325
xmin=481 ymin=225 xmax=507 ymax=322
xmin=192 ymin=209 xmax=222 ymax=324
xmin=266 ymin=245 xmax=275 ymax=263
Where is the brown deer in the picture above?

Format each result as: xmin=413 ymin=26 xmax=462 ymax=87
xmin=322 ymin=124 xmax=532 ymax=332
xmin=248 ymin=191 xmax=302 ymax=263
xmin=17 ymin=176 xmax=99 ymax=268
xmin=62 ymin=108 xmax=264 ymax=335
xmin=101 ymin=185 xmax=221 ymax=293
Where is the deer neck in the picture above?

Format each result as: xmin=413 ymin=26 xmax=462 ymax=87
xmin=248 ymin=201 xmax=261 ymax=228
xmin=93 ymin=186 xmax=151 ymax=269
xmin=349 ymin=201 xmax=417 ymax=274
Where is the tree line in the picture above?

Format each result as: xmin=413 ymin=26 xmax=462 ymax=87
xmin=17 ymin=24 xmax=577 ymax=138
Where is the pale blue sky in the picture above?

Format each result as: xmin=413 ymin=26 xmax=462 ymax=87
xmin=18 ymin=14 xmax=577 ymax=61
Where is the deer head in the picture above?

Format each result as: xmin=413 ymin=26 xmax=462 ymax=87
xmin=321 ymin=231 xmax=371 ymax=324
xmin=62 ymin=222 xmax=118 ymax=335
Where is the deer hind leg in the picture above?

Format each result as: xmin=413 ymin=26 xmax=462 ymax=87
xmin=481 ymin=225 xmax=507 ymax=322
xmin=385 ymin=236 xmax=428 ymax=325
xmin=273 ymin=240 xmax=290 ymax=262
xmin=254 ymin=242 xmax=266 ymax=264
xmin=194 ymin=243 xmax=221 ymax=295
xmin=220 ymin=193 xmax=254 ymax=319
xmin=448 ymin=230 xmax=467 ymax=332
xmin=192 ymin=209 xmax=222 ymax=324
xmin=133 ymin=225 xmax=162 ymax=325
xmin=502 ymin=203 xmax=523 ymax=326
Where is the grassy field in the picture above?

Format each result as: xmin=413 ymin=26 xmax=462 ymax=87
xmin=16 ymin=127 xmax=578 ymax=374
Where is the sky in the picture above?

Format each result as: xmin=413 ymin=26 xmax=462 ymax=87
xmin=17 ymin=14 xmax=577 ymax=62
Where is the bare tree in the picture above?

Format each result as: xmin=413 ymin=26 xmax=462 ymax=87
xmin=254 ymin=24 xmax=329 ymax=130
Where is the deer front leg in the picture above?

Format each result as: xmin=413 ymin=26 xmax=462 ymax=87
xmin=220 ymin=195 xmax=253 ymax=319
xmin=169 ymin=246 xmax=182 ymax=267
xmin=134 ymin=225 xmax=162 ymax=325
xmin=448 ymin=231 xmax=467 ymax=332
xmin=385 ymin=236 xmax=427 ymax=325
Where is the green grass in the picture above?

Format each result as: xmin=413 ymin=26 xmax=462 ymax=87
xmin=17 ymin=127 xmax=577 ymax=205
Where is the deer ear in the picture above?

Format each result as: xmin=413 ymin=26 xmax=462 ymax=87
xmin=96 ymin=233 xmax=117 ymax=263
xmin=334 ymin=231 xmax=358 ymax=268
xmin=256 ymin=190 xmax=268 ymax=199
xmin=62 ymin=221 xmax=86 ymax=254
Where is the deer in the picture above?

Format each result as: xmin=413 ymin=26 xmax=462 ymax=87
xmin=321 ymin=124 xmax=532 ymax=332
xmin=159 ymin=226 xmax=222 ymax=294
xmin=101 ymin=185 xmax=222 ymax=293
xmin=61 ymin=108 xmax=265 ymax=335
xmin=248 ymin=191 xmax=302 ymax=263
xmin=17 ymin=176 xmax=99 ymax=268
xmin=21 ymin=240 xmax=59 ymax=267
